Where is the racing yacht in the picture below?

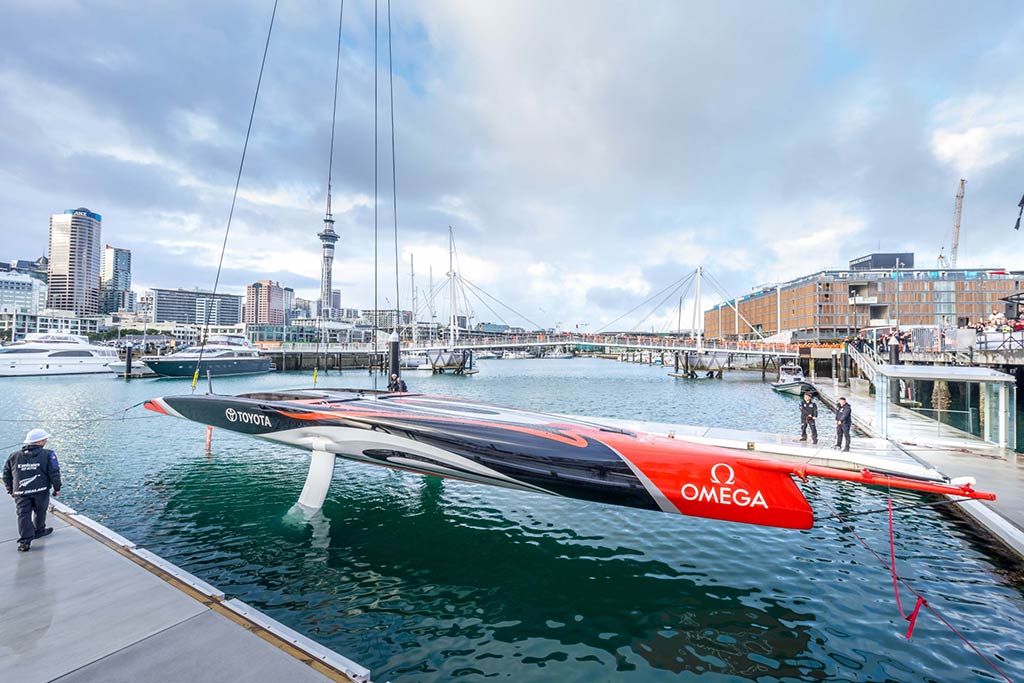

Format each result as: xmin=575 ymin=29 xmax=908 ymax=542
xmin=0 ymin=333 xmax=117 ymax=376
xmin=141 ymin=334 xmax=271 ymax=378
xmin=145 ymin=388 xmax=994 ymax=529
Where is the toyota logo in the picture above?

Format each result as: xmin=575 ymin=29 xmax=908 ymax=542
xmin=225 ymin=408 xmax=238 ymax=422
xmin=710 ymin=463 xmax=735 ymax=485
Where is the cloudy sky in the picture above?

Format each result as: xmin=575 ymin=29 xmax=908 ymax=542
xmin=2 ymin=1 xmax=1022 ymax=331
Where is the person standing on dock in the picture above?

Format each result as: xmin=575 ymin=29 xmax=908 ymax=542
xmin=388 ymin=373 xmax=408 ymax=392
xmin=3 ymin=428 xmax=61 ymax=552
xmin=834 ymin=398 xmax=852 ymax=452
xmin=799 ymin=393 xmax=818 ymax=444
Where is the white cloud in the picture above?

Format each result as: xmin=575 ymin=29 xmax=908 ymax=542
xmin=930 ymin=87 xmax=1024 ymax=175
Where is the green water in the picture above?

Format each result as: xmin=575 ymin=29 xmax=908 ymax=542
xmin=2 ymin=359 xmax=1022 ymax=682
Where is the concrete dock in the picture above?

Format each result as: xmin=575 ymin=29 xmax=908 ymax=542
xmin=0 ymin=496 xmax=371 ymax=683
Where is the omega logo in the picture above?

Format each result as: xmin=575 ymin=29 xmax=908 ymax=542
xmin=681 ymin=462 xmax=768 ymax=508
xmin=710 ymin=463 xmax=735 ymax=485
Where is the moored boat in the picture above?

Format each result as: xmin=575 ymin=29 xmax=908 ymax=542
xmin=771 ymin=363 xmax=814 ymax=395
xmin=0 ymin=333 xmax=117 ymax=376
xmin=141 ymin=334 xmax=270 ymax=378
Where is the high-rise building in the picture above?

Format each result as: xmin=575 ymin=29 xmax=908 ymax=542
xmin=245 ymin=280 xmax=286 ymax=326
xmin=100 ymin=245 xmax=133 ymax=313
xmin=47 ymin=208 xmax=102 ymax=314
xmin=151 ymin=287 xmax=242 ymax=325
xmin=293 ymin=297 xmax=313 ymax=319
xmin=283 ymin=287 xmax=295 ymax=324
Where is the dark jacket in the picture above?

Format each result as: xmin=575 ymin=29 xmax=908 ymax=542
xmin=799 ymin=399 xmax=818 ymax=422
xmin=3 ymin=445 xmax=61 ymax=497
xmin=835 ymin=403 xmax=852 ymax=425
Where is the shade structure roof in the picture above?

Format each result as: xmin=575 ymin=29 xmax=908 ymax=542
xmin=875 ymin=364 xmax=1016 ymax=383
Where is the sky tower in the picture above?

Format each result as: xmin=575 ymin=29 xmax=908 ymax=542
xmin=318 ymin=207 xmax=339 ymax=318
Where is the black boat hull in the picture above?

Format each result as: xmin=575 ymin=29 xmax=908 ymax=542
xmin=143 ymin=357 xmax=271 ymax=378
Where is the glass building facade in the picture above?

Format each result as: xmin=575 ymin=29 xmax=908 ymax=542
xmin=47 ymin=208 xmax=102 ymax=314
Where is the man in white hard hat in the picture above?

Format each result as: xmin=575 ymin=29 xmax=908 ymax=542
xmin=3 ymin=428 xmax=62 ymax=552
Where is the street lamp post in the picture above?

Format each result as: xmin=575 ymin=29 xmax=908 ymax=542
xmin=894 ymin=258 xmax=902 ymax=331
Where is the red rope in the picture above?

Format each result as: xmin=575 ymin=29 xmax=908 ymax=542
xmin=887 ymin=498 xmax=926 ymax=638
xmin=820 ymin=497 xmax=1013 ymax=683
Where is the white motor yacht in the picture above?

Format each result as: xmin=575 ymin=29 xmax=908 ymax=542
xmin=0 ymin=333 xmax=118 ymax=377
xmin=141 ymin=335 xmax=271 ymax=378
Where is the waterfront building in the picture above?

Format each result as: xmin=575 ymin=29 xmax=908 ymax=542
xmin=704 ymin=252 xmax=1024 ymax=342
xmin=100 ymin=245 xmax=134 ymax=313
xmin=285 ymin=318 xmax=372 ymax=344
xmin=47 ymin=208 xmax=102 ymax=314
xmin=0 ymin=310 xmax=102 ymax=340
xmin=360 ymin=309 xmax=413 ymax=330
xmin=476 ymin=322 xmax=511 ymax=334
xmin=137 ymin=293 xmax=153 ymax=318
xmin=0 ymin=272 xmax=47 ymax=314
xmin=151 ymin=287 xmax=242 ymax=326
xmin=1 ymin=256 xmax=49 ymax=283
xmin=245 ymin=280 xmax=286 ymax=326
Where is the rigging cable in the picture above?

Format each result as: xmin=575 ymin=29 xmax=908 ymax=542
xmin=372 ymin=0 xmax=379 ymax=390
xmin=387 ymin=0 xmax=401 ymax=340
xmin=190 ymin=0 xmax=279 ymax=393
xmin=631 ymin=272 xmax=695 ymax=333
xmin=596 ymin=270 xmax=695 ymax=333
xmin=314 ymin=0 xmax=346 ymax=387
xmin=459 ymin=276 xmax=545 ymax=331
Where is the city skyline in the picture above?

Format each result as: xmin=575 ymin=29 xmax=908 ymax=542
xmin=2 ymin=2 xmax=1023 ymax=331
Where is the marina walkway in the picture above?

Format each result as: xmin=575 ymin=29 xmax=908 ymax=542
xmin=814 ymin=380 xmax=1024 ymax=558
xmin=0 ymin=496 xmax=371 ymax=683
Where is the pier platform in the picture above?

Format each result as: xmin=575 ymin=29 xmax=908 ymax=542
xmin=813 ymin=381 xmax=1024 ymax=559
xmin=0 ymin=496 xmax=371 ymax=683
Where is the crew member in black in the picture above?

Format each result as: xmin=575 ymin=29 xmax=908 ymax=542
xmin=834 ymin=398 xmax=852 ymax=452
xmin=3 ymin=428 xmax=62 ymax=552
xmin=799 ymin=392 xmax=818 ymax=444
xmin=388 ymin=373 xmax=408 ymax=392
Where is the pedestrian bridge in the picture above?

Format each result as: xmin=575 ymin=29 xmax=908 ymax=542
xmin=276 ymin=333 xmax=802 ymax=360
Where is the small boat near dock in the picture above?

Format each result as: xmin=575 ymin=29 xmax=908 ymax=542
xmin=771 ymin=363 xmax=814 ymax=395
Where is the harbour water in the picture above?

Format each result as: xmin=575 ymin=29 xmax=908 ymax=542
xmin=2 ymin=358 xmax=1023 ymax=682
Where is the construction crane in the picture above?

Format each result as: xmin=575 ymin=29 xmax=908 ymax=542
xmin=949 ymin=178 xmax=966 ymax=268
xmin=937 ymin=179 xmax=966 ymax=268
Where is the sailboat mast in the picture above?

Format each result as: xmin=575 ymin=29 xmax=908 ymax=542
xmin=694 ymin=265 xmax=703 ymax=352
xmin=448 ymin=226 xmax=456 ymax=349
xmin=410 ymin=254 xmax=417 ymax=345
xmin=677 ymin=295 xmax=682 ymax=337
xmin=429 ymin=265 xmax=435 ymax=344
